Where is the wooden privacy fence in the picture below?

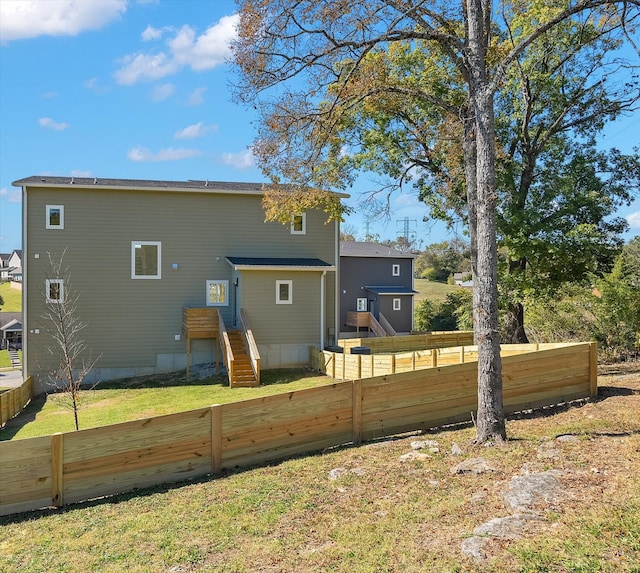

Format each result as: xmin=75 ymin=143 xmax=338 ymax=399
xmin=0 ymin=376 xmax=32 ymax=428
xmin=0 ymin=343 xmax=597 ymax=517
xmin=339 ymin=331 xmax=475 ymax=353
xmin=313 ymin=342 xmax=564 ymax=380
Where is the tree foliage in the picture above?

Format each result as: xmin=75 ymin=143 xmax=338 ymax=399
xmin=233 ymin=0 xmax=640 ymax=443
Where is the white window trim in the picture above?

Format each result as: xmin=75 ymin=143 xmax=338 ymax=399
xmin=46 ymin=205 xmax=64 ymax=229
xmin=393 ymin=298 xmax=401 ymax=311
xmin=206 ymin=280 xmax=229 ymax=307
xmin=131 ymin=241 xmax=162 ymax=279
xmin=392 ymin=263 xmax=400 ymax=276
xmin=46 ymin=278 xmax=64 ymax=303
xmin=290 ymin=213 xmax=306 ymax=235
xmin=356 ymin=298 xmax=367 ymax=311
xmin=276 ymin=280 xmax=293 ymax=304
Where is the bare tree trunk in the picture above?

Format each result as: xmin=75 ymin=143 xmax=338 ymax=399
xmin=504 ymin=258 xmax=530 ymax=344
xmin=466 ymin=0 xmax=506 ymax=443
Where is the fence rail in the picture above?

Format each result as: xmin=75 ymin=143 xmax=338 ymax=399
xmin=339 ymin=331 xmax=475 ymax=353
xmin=0 ymin=376 xmax=32 ymax=428
xmin=0 ymin=343 xmax=596 ymax=517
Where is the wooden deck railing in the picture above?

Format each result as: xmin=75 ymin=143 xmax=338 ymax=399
xmin=239 ymin=309 xmax=260 ymax=386
xmin=378 ymin=312 xmax=396 ymax=336
xmin=217 ymin=310 xmax=235 ymax=386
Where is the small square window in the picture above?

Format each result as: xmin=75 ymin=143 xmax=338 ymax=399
xmin=46 ymin=205 xmax=64 ymax=229
xmin=276 ymin=280 xmax=293 ymax=304
xmin=393 ymin=298 xmax=401 ymax=311
xmin=392 ymin=264 xmax=400 ymax=276
xmin=356 ymin=298 xmax=367 ymax=311
xmin=206 ymin=280 xmax=229 ymax=306
xmin=132 ymin=241 xmax=161 ymax=279
xmin=291 ymin=213 xmax=306 ymax=235
xmin=46 ymin=279 xmax=64 ymax=303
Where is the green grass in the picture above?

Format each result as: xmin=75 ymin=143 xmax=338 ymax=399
xmin=413 ymin=278 xmax=460 ymax=302
xmin=0 ymin=349 xmax=21 ymax=369
xmin=1 ymin=364 xmax=638 ymax=572
xmin=0 ymin=281 xmax=22 ymax=311
xmin=1 ymin=368 xmax=335 ymax=440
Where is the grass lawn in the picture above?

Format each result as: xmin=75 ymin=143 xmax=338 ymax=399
xmin=1 ymin=368 xmax=334 ymax=440
xmin=413 ymin=278 xmax=460 ymax=302
xmin=1 ymin=363 xmax=638 ymax=572
xmin=0 ymin=281 xmax=22 ymax=311
xmin=0 ymin=350 xmax=22 ymax=369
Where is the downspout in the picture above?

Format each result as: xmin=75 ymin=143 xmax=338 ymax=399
xmin=320 ymin=271 xmax=326 ymax=350
xmin=334 ymin=218 xmax=340 ymax=344
xmin=21 ymin=185 xmax=27 ymax=383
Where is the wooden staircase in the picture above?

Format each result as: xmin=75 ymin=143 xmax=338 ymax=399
xmin=227 ymin=329 xmax=259 ymax=387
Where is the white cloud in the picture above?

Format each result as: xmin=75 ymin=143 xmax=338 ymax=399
xmin=127 ymin=146 xmax=202 ymax=162
xmin=141 ymin=24 xmax=163 ymax=42
xmin=0 ymin=0 xmax=127 ymax=43
xmin=38 ymin=117 xmax=70 ymax=130
xmin=221 ymin=149 xmax=255 ymax=170
xmin=626 ymin=211 xmax=640 ymax=229
xmin=70 ymin=169 xmax=93 ymax=177
xmin=174 ymin=121 xmax=217 ymax=140
xmin=188 ymin=87 xmax=207 ymax=105
xmin=151 ymin=83 xmax=175 ymax=101
xmin=115 ymin=14 xmax=239 ymax=85
xmin=0 ymin=187 xmax=22 ymax=203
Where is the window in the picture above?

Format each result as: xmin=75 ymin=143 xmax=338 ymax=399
xmin=276 ymin=280 xmax=293 ymax=304
xmin=291 ymin=213 xmax=306 ymax=235
xmin=206 ymin=280 xmax=229 ymax=306
xmin=46 ymin=279 xmax=64 ymax=303
xmin=131 ymin=241 xmax=161 ymax=279
xmin=392 ymin=263 xmax=400 ymax=276
xmin=356 ymin=298 xmax=367 ymax=311
xmin=393 ymin=298 xmax=401 ymax=311
xmin=46 ymin=205 xmax=64 ymax=229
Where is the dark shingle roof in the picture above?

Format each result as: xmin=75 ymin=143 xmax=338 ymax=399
xmin=12 ymin=176 xmax=349 ymax=198
xmin=364 ymin=286 xmax=417 ymax=295
xmin=340 ymin=241 xmax=414 ymax=258
xmin=226 ymin=257 xmax=334 ymax=270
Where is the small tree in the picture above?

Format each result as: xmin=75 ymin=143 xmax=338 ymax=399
xmin=41 ymin=250 xmax=99 ymax=430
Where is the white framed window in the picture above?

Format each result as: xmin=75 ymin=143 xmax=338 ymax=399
xmin=276 ymin=280 xmax=293 ymax=304
xmin=206 ymin=280 xmax=229 ymax=306
xmin=291 ymin=213 xmax=306 ymax=235
xmin=392 ymin=263 xmax=400 ymax=276
xmin=131 ymin=241 xmax=161 ymax=279
xmin=46 ymin=279 xmax=64 ymax=303
xmin=393 ymin=298 xmax=401 ymax=311
xmin=356 ymin=298 xmax=367 ymax=311
xmin=46 ymin=205 xmax=64 ymax=229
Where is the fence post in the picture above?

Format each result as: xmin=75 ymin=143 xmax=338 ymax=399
xmin=460 ymin=346 xmax=465 ymax=364
xmin=51 ymin=433 xmax=64 ymax=508
xmin=431 ymin=349 xmax=438 ymax=367
xmin=211 ymin=404 xmax=222 ymax=474
xmin=352 ymin=379 xmax=362 ymax=445
xmin=589 ymin=343 xmax=598 ymax=399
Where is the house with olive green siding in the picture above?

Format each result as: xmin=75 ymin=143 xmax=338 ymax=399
xmin=14 ymin=176 xmax=341 ymax=393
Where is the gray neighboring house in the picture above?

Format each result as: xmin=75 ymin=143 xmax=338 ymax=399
xmin=14 ymin=176 xmax=342 ymax=393
xmin=339 ymin=241 xmax=416 ymax=338
xmin=0 ymin=312 xmax=22 ymax=350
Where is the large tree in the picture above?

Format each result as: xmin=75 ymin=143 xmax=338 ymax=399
xmin=232 ymin=0 xmax=640 ymax=443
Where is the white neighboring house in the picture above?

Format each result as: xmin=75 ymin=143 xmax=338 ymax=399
xmin=1 ymin=250 xmax=22 ymax=282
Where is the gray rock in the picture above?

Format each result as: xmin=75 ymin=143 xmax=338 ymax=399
xmin=501 ymin=470 xmax=563 ymax=512
xmin=556 ymin=434 xmax=581 ymax=443
xmin=400 ymin=451 xmax=430 ymax=462
xmin=450 ymin=457 xmax=496 ymax=475
xmin=451 ymin=443 xmax=464 ymax=456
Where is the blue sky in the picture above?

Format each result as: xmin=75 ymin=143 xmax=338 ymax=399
xmin=0 ymin=0 xmax=638 ymax=255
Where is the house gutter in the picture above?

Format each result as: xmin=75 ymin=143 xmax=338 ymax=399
xmin=320 ymin=271 xmax=326 ymax=350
